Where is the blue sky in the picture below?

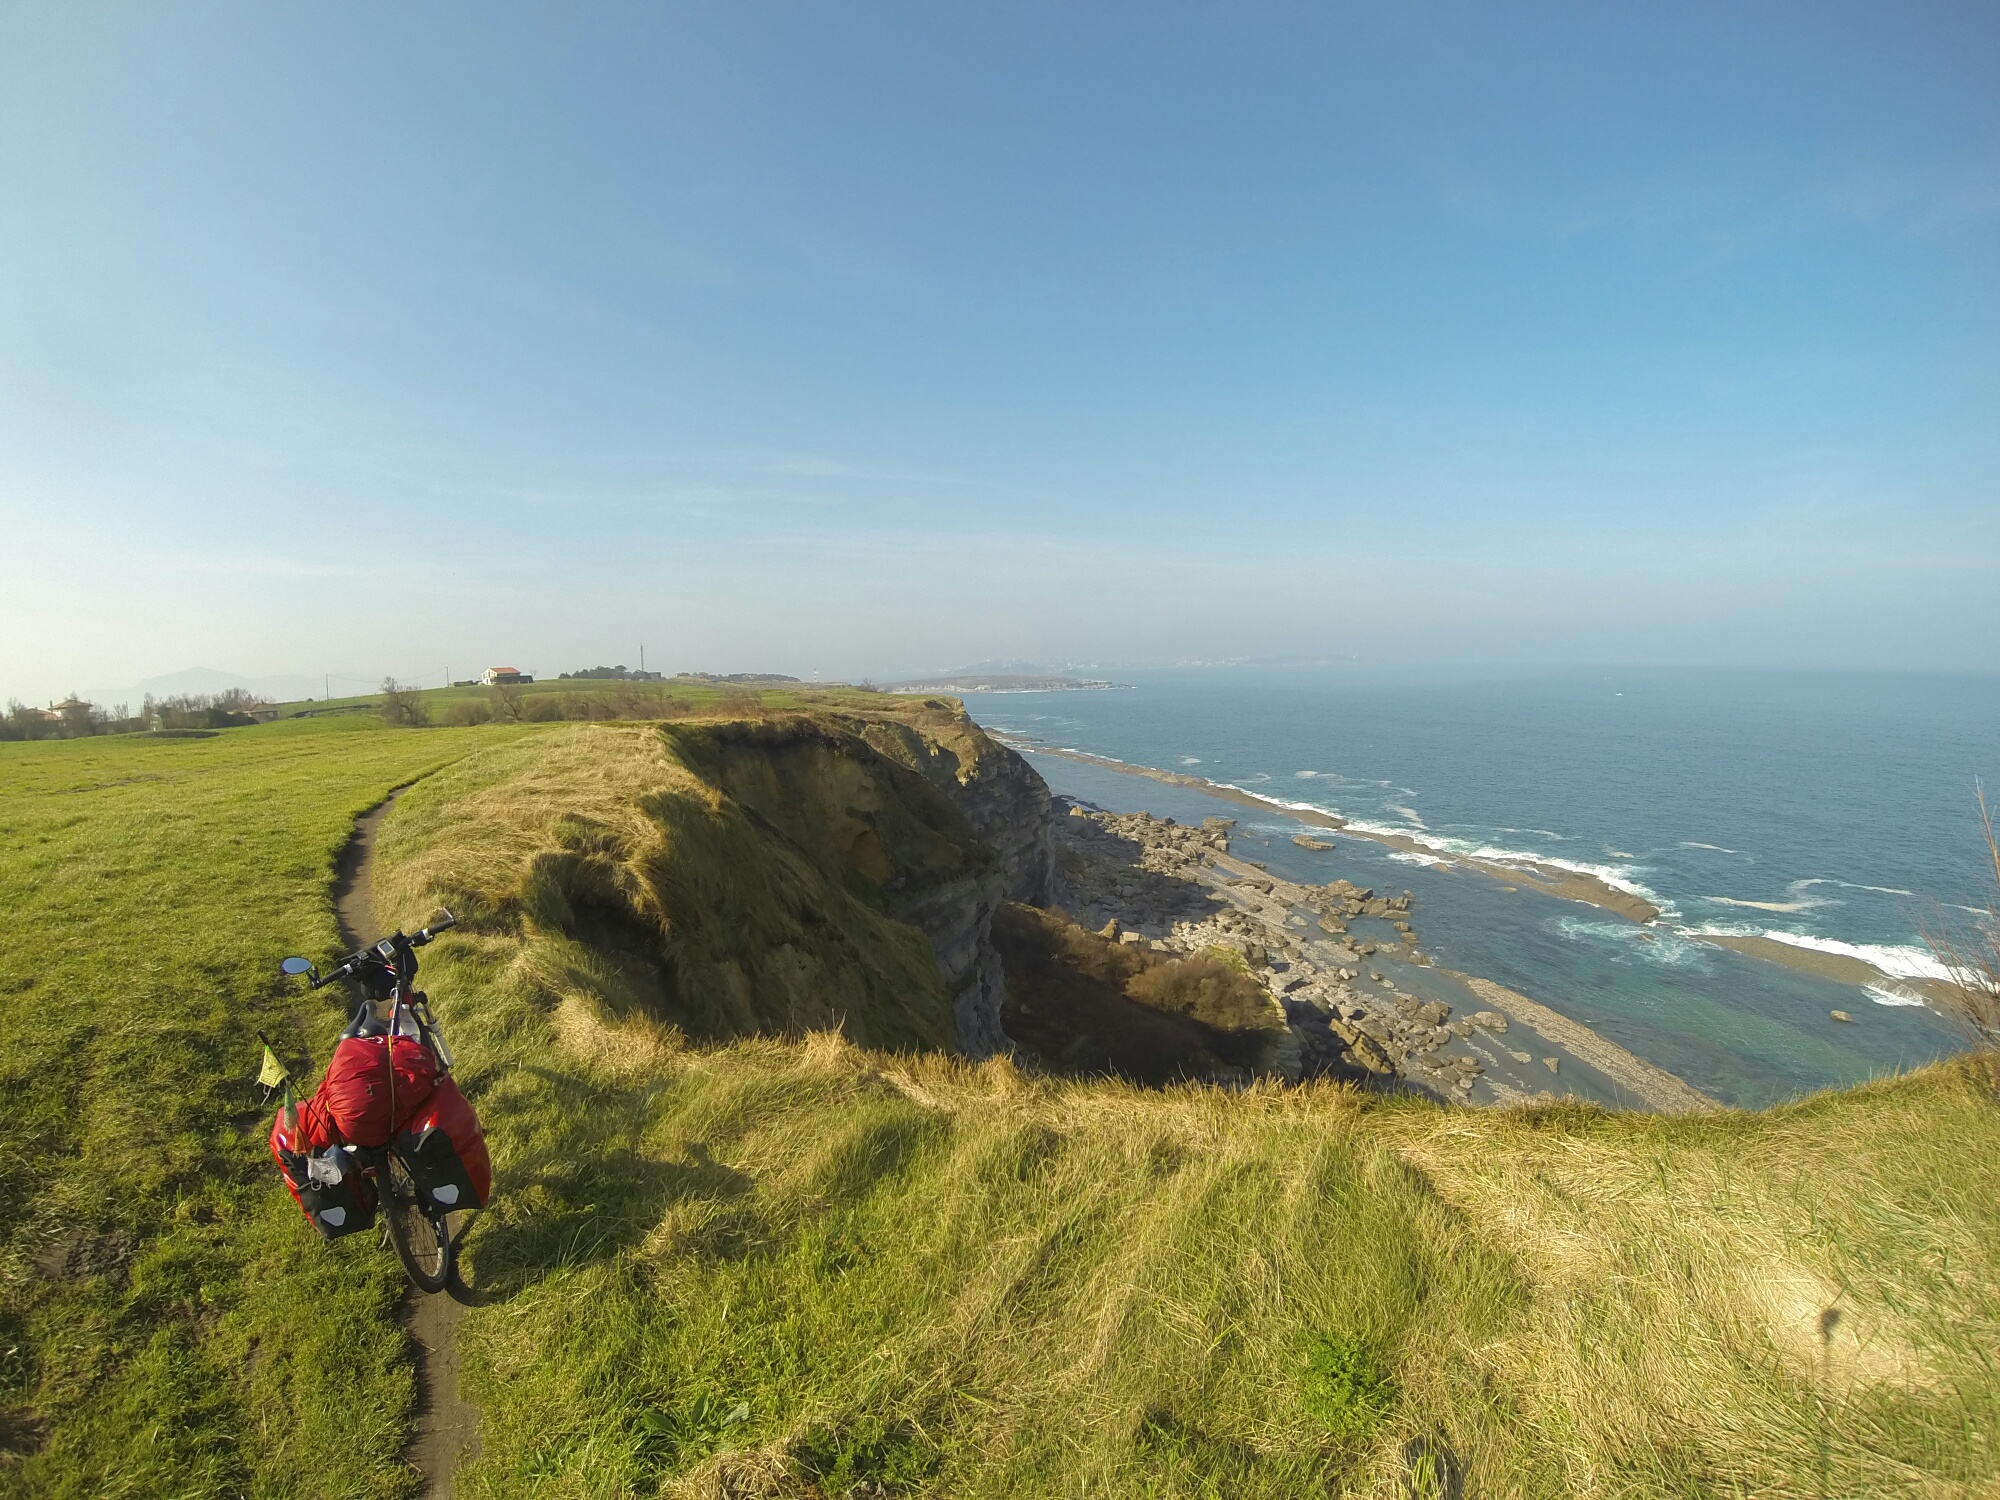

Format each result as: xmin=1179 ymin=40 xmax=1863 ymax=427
xmin=3 ymin=3 xmax=1996 ymax=700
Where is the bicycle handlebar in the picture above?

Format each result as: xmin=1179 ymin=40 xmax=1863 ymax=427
xmin=304 ymin=912 xmax=456 ymax=990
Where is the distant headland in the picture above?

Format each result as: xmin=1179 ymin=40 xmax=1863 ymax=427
xmin=888 ymin=673 xmax=1121 ymax=694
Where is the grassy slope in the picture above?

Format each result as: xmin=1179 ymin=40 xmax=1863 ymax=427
xmin=377 ymin=718 xmax=985 ymax=1054
xmin=0 ymin=717 xmax=543 ymax=1499
xmin=3 ymin=711 xmax=1997 ymax=1498
xmin=371 ymin=719 xmax=2000 ymax=1499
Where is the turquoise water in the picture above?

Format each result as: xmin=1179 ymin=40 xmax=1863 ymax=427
xmin=978 ymin=667 xmax=1999 ymax=1107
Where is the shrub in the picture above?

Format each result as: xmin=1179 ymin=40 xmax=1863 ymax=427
xmin=1299 ymin=1333 xmax=1397 ymax=1444
xmin=791 ymin=1414 xmax=939 ymax=1494
xmin=1923 ymin=786 xmax=2000 ymax=1055
xmin=1126 ymin=952 xmax=1273 ymax=1032
xmin=378 ymin=677 xmax=431 ymax=727
xmin=522 ymin=693 xmax=567 ymax=722
xmin=441 ymin=700 xmax=491 ymax=727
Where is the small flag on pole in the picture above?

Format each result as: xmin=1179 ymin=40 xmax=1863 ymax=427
xmin=257 ymin=1033 xmax=298 ymax=1135
xmin=257 ymin=1044 xmax=289 ymax=1091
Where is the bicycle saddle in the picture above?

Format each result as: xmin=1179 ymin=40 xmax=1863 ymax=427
xmin=339 ymin=998 xmax=391 ymax=1041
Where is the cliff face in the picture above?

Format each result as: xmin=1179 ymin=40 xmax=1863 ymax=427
xmin=670 ymin=707 xmax=1051 ymax=1057
xmin=850 ymin=705 xmax=1054 ymax=905
xmin=395 ymin=703 xmax=1055 ymax=1058
xmin=829 ymin=703 xmax=1051 ymax=1054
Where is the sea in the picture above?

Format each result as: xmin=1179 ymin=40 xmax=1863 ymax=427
xmin=976 ymin=666 xmax=2000 ymax=1108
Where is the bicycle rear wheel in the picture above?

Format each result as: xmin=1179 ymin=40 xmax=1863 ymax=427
xmin=382 ymin=1152 xmax=453 ymax=1294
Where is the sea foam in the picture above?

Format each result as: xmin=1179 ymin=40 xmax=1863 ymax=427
xmin=1757 ymin=930 xmax=1960 ymax=983
xmin=1864 ymin=984 xmax=1931 ymax=1008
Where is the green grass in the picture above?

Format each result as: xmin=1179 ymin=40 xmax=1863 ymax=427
xmin=4 ymin=709 xmax=1999 ymax=1498
xmin=0 ymin=715 xmax=544 ymax=1498
xmin=273 ymin=679 xmax=906 ymax=727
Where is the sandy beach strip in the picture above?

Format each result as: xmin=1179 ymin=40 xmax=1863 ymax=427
xmin=1449 ymin=973 xmax=1723 ymax=1115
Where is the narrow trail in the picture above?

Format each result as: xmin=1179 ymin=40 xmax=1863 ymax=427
xmin=333 ymin=789 xmax=480 ymax=1499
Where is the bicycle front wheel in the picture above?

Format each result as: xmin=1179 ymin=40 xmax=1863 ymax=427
xmin=382 ymin=1152 xmax=453 ymax=1294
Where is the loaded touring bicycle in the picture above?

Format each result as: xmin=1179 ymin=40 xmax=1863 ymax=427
xmin=269 ymin=915 xmax=491 ymax=1294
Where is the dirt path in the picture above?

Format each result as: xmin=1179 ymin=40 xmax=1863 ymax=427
xmin=333 ymin=790 xmax=481 ymax=1498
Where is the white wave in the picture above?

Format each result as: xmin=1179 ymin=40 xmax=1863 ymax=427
xmin=1685 ymin=922 xmax=1763 ymax=938
xmin=1179 ymin=757 xmax=1201 ymax=765
xmin=1468 ymin=845 xmax=1665 ymax=904
xmin=1705 ymin=895 xmax=1828 ymax=914
xmin=1344 ymin=820 xmax=1478 ymax=853
xmin=1210 ymin=787 xmax=1356 ymax=826
xmin=1386 ymin=850 xmax=1450 ymax=867
xmin=1758 ymin=931 xmax=1962 ymax=983
xmin=1864 ymin=984 xmax=1931 ymax=1008
xmin=1389 ymin=804 xmax=1426 ymax=828
xmin=1679 ymin=841 xmax=1738 ymax=853
xmin=1793 ymin=878 xmax=1915 ymax=897
xmin=1550 ymin=916 xmax=1709 ymax=965
xmin=1338 ymin=818 xmax=1672 ymax=913
xmin=1294 ymin=770 xmax=1318 ymax=778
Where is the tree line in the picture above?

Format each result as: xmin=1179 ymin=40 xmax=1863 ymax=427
xmin=0 ymin=689 xmax=268 ymax=741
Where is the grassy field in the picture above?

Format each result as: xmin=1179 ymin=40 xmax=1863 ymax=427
xmin=0 ymin=715 xmax=545 ymax=1498
xmin=3 ymin=704 xmax=1998 ymax=1498
xmin=275 ymin=678 xmax=888 ymax=728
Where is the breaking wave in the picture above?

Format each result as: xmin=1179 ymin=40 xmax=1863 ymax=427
xmin=1757 ymin=931 xmax=1960 ymax=983
xmin=1864 ymin=984 xmax=1931 ymax=1008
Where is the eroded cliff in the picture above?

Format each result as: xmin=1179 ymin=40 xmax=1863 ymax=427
xmin=383 ymin=699 xmax=1054 ymax=1056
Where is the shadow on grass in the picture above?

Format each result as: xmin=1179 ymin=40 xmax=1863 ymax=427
xmin=456 ymin=1064 xmax=757 ymax=1298
xmin=1128 ymin=1406 xmax=1348 ymax=1499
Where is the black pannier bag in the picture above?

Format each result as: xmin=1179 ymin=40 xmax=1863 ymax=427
xmin=278 ymin=1144 xmax=379 ymax=1241
xmin=397 ymin=1120 xmax=483 ymax=1213
xmin=393 ymin=1077 xmax=492 ymax=1213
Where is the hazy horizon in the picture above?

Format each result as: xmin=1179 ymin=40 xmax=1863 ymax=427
xmin=5 ymin=4 xmax=1998 ymax=705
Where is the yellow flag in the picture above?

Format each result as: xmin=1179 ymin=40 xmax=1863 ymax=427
xmin=257 ymin=1044 xmax=289 ymax=1091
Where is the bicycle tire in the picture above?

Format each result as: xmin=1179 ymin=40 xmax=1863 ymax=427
xmin=382 ymin=1151 xmax=454 ymax=1294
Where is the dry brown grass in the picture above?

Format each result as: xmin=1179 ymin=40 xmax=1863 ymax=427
xmin=1921 ymin=785 xmax=2000 ymax=1055
xmin=1386 ymin=1068 xmax=2000 ymax=1493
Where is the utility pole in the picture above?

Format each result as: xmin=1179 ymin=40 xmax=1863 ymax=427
xmin=640 ymin=642 xmax=645 ymax=674
xmin=324 ymin=673 xmax=329 ymax=702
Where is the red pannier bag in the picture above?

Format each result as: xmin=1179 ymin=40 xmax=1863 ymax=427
xmin=313 ymin=1034 xmax=438 ymax=1147
xmin=394 ymin=1076 xmax=491 ymax=1213
xmin=269 ymin=1098 xmax=377 ymax=1240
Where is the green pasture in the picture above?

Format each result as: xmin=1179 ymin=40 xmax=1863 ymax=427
xmin=274 ymin=679 xmax=892 ymax=727
xmin=0 ymin=716 xmax=542 ymax=1498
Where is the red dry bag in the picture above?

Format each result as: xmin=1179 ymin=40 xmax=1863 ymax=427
xmin=312 ymin=1034 xmax=438 ymax=1147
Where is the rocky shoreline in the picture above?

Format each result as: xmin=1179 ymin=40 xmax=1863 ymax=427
xmin=1020 ymin=743 xmax=1658 ymax=922
xmin=1009 ymin=737 xmax=1955 ymax=1009
xmin=1050 ymin=800 xmax=1721 ymax=1113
